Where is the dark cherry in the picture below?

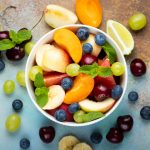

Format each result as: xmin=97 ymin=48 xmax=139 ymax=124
xmin=81 ymin=54 xmax=98 ymax=65
xmin=6 ymin=45 xmax=25 ymax=61
xmin=130 ymin=58 xmax=146 ymax=76
xmin=106 ymin=128 xmax=124 ymax=143
xmin=117 ymin=115 xmax=133 ymax=132
xmin=39 ymin=126 xmax=55 ymax=143
xmin=0 ymin=31 xmax=10 ymax=40
xmin=93 ymin=84 xmax=111 ymax=101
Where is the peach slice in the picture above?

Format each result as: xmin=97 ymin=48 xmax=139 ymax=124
xmin=79 ymin=98 xmax=116 ymax=113
xmin=54 ymin=28 xmax=82 ymax=63
xmin=42 ymin=45 xmax=70 ymax=73
xmin=64 ymin=74 xmax=94 ymax=104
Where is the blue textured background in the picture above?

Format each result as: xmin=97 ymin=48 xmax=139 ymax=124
xmin=0 ymin=0 xmax=150 ymax=149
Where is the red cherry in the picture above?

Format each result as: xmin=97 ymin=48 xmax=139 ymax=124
xmin=93 ymin=84 xmax=111 ymax=101
xmin=81 ymin=54 xmax=98 ymax=65
xmin=39 ymin=126 xmax=55 ymax=143
xmin=130 ymin=58 xmax=146 ymax=76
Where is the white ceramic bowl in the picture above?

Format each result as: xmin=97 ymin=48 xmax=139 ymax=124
xmin=25 ymin=24 xmax=128 ymax=127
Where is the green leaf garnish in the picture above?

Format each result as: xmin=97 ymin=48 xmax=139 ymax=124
xmin=35 ymin=87 xmax=49 ymax=108
xmin=79 ymin=62 xmax=112 ymax=78
xmin=9 ymin=29 xmax=32 ymax=44
xmin=82 ymin=112 xmax=104 ymax=123
xmin=0 ymin=39 xmax=15 ymax=51
xmin=102 ymin=42 xmax=117 ymax=64
xmin=34 ymin=73 xmax=45 ymax=88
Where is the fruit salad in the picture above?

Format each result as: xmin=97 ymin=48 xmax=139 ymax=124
xmin=28 ymin=26 xmax=125 ymax=124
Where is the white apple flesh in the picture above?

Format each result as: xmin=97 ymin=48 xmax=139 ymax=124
xmin=42 ymin=45 xmax=70 ymax=73
xmin=79 ymin=98 xmax=116 ymax=113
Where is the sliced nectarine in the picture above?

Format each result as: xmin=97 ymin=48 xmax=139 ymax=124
xmin=54 ymin=28 xmax=82 ymax=63
xmin=76 ymin=0 xmax=102 ymax=27
xmin=64 ymin=74 xmax=94 ymax=104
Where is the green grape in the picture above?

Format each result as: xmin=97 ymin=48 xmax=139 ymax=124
xmin=29 ymin=66 xmax=43 ymax=81
xmin=3 ymin=80 xmax=15 ymax=94
xmin=128 ymin=13 xmax=147 ymax=31
xmin=16 ymin=70 xmax=26 ymax=87
xmin=73 ymin=110 xmax=85 ymax=123
xmin=5 ymin=114 xmax=21 ymax=132
xmin=25 ymin=41 xmax=35 ymax=55
xmin=111 ymin=62 xmax=125 ymax=76
xmin=66 ymin=63 xmax=80 ymax=77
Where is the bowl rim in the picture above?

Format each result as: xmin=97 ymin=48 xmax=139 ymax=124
xmin=25 ymin=24 xmax=128 ymax=127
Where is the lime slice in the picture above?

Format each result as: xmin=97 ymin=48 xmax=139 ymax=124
xmin=107 ymin=20 xmax=134 ymax=55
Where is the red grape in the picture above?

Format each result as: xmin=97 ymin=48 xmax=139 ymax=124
xmin=81 ymin=54 xmax=98 ymax=65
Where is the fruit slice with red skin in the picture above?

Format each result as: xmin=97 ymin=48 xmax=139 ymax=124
xmin=95 ymin=57 xmax=116 ymax=89
xmin=79 ymin=98 xmax=115 ymax=113
xmin=44 ymin=72 xmax=69 ymax=87
xmin=47 ymin=103 xmax=73 ymax=121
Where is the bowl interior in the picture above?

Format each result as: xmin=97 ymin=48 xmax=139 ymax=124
xmin=25 ymin=24 xmax=127 ymax=127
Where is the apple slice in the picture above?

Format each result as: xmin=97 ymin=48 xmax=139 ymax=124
xmin=79 ymin=98 xmax=116 ymax=113
xmin=44 ymin=72 xmax=68 ymax=87
xmin=82 ymin=34 xmax=101 ymax=57
xmin=43 ymin=85 xmax=65 ymax=110
xmin=42 ymin=45 xmax=70 ymax=73
xmin=36 ymin=44 xmax=52 ymax=72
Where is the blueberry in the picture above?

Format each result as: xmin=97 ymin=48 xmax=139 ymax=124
xmin=20 ymin=138 xmax=30 ymax=149
xmin=0 ymin=59 xmax=5 ymax=71
xmin=76 ymin=27 xmax=89 ymax=41
xmin=140 ymin=106 xmax=150 ymax=120
xmin=128 ymin=91 xmax=138 ymax=102
xmin=61 ymin=78 xmax=73 ymax=90
xmin=68 ymin=103 xmax=80 ymax=114
xmin=95 ymin=34 xmax=106 ymax=46
xmin=82 ymin=43 xmax=93 ymax=54
xmin=12 ymin=99 xmax=23 ymax=112
xmin=54 ymin=109 xmax=66 ymax=122
xmin=90 ymin=132 xmax=103 ymax=144
xmin=111 ymin=85 xmax=123 ymax=100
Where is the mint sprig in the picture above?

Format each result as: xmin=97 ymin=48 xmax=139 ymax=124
xmin=0 ymin=39 xmax=15 ymax=51
xmin=0 ymin=29 xmax=32 ymax=51
xmin=9 ymin=29 xmax=32 ymax=44
xmin=35 ymin=87 xmax=48 ymax=108
xmin=79 ymin=62 xmax=112 ymax=78
xmin=34 ymin=73 xmax=45 ymax=88
xmin=102 ymin=42 xmax=117 ymax=64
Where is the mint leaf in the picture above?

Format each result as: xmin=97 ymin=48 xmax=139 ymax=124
xmin=0 ymin=39 xmax=15 ymax=51
xmin=34 ymin=73 xmax=45 ymax=88
xmin=102 ymin=42 xmax=117 ymax=64
xmin=17 ymin=29 xmax=32 ymax=44
xmin=35 ymin=87 xmax=49 ymax=108
xmin=98 ymin=66 xmax=112 ymax=77
xmin=79 ymin=62 xmax=112 ymax=78
xmin=36 ymin=94 xmax=48 ymax=108
xmin=82 ymin=112 xmax=104 ymax=123
xmin=9 ymin=29 xmax=32 ymax=44
xmin=35 ymin=87 xmax=49 ymax=96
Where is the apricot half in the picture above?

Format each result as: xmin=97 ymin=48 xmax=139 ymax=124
xmin=54 ymin=28 xmax=82 ymax=63
xmin=76 ymin=0 xmax=102 ymax=27
xmin=64 ymin=74 xmax=94 ymax=104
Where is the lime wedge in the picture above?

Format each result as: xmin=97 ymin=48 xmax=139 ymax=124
xmin=107 ymin=20 xmax=134 ymax=55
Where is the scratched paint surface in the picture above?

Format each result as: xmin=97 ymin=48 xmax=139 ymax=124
xmin=0 ymin=0 xmax=150 ymax=149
